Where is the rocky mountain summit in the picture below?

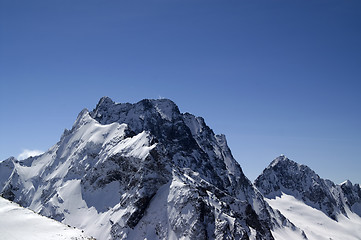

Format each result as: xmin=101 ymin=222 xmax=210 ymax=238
xmin=0 ymin=97 xmax=306 ymax=240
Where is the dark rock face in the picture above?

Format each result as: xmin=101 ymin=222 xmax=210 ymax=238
xmin=90 ymin=98 xmax=229 ymax=192
xmin=89 ymin=98 xmax=279 ymax=239
xmin=255 ymin=155 xmax=361 ymax=220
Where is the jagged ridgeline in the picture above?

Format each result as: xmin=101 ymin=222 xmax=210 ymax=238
xmin=0 ymin=97 xmax=305 ymax=240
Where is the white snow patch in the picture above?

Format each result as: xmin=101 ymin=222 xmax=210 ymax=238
xmin=109 ymin=131 xmax=156 ymax=160
xmin=0 ymin=196 xmax=89 ymax=240
xmin=271 ymin=226 xmax=306 ymax=240
xmin=249 ymin=227 xmax=257 ymax=240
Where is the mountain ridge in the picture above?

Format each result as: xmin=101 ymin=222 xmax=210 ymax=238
xmin=1 ymin=97 xmax=298 ymax=240
xmin=1 ymin=97 xmax=359 ymax=240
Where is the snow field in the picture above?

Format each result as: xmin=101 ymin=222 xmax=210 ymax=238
xmin=0 ymin=196 xmax=90 ymax=240
xmin=268 ymin=193 xmax=361 ymax=240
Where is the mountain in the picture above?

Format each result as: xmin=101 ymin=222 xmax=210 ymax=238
xmin=0 ymin=97 xmax=306 ymax=240
xmin=255 ymin=155 xmax=361 ymax=240
xmin=0 ymin=196 xmax=91 ymax=240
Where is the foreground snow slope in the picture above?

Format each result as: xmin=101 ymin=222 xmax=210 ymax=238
xmin=267 ymin=193 xmax=361 ymax=240
xmin=0 ymin=196 xmax=90 ymax=240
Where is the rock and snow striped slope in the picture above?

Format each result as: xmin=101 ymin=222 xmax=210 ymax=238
xmin=0 ymin=196 xmax=92 ymax=240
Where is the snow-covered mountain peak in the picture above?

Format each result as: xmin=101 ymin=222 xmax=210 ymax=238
xmin=0 ymin=97 xmax=312 ymax=240
xmin=258 ymin=157 xmax=361 ymax=239
xmin=256 ymin=156 xmax=361 ymax=221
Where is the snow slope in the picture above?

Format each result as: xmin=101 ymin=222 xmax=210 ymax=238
xmin=268 ymin=193 xmax=361 ymax=240
xmin=0 ymin=196 xmax=91 ymax=240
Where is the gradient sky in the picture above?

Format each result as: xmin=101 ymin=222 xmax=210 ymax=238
xmin=1 ymin=0 xmax=360 ymax=184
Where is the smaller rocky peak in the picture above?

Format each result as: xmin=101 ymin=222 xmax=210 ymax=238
xmin=258 ymin=156 xmax=319 ymax=187
xmin=255 ymin=156 xmax=348 ymax=220
xmin=256 ymin=156 xmax=315 ymax=199
xmin=267 ymin=155 xmax=317 ymax=178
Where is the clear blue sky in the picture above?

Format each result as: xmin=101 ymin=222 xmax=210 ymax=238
xmin=1 ymin=0 xmax=360 ymax=184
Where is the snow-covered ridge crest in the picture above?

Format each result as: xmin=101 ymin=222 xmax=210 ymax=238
xmin=266 ymin=193 xmax=361 ymax=240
